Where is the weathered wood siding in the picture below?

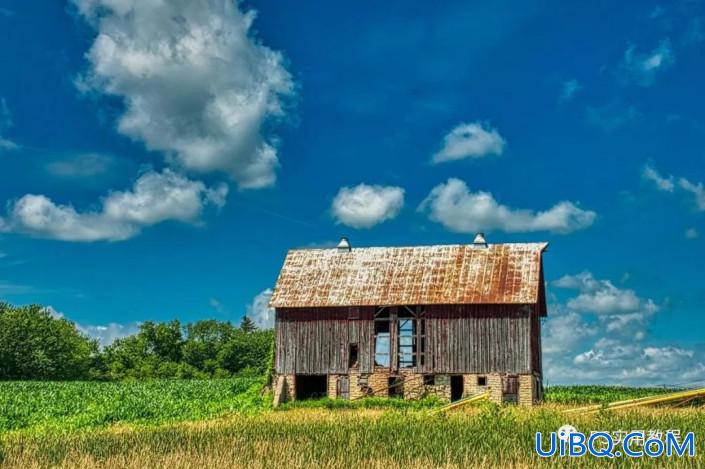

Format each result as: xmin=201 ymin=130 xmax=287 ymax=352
xmin=275 ymin=304 xmax=538 ymax=375
xmin=422 ymin=305 xmax=532 ymax=374
xmin=275 ymin=307 xmax=375 ymax=374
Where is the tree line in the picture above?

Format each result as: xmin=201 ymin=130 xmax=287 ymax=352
xmin=0 ymin=302 xmax=273 ymax=381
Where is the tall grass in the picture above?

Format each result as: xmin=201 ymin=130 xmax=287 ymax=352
xmin=1 ymin=380 xmax=703 ymax=467
xmin=1 ymin=405 xmax=702 ymax=468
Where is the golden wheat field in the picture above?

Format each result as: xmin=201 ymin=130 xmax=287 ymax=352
xmin=2 ymin=404 xmax=703 ymax=468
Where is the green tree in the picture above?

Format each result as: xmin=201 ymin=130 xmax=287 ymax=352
xmin=140 ymin=320 xmax=184 ymax=362
xmin=0 ymin=303 xmax=98 ymax=380
xmin=217 ymin=329 xmax=273 ymax=374
xmin=240 ymin=316 xmax=256 ymax=333
xmin=182 ymin=320 xmax=236 ymax=374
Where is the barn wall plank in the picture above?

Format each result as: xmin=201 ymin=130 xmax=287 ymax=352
xmin=275 ymin=304 xmax=536 ymax=375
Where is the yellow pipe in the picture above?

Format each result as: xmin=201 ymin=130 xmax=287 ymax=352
xmin=563 ymin=393 xmax=668 ymax=414
xmin=431 ymin=390 xmax=490 ymax=414
xmin=562 ymin=387 xmax=705 ymax=415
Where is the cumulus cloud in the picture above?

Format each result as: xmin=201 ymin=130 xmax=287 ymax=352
xmin=619 ymin=39 xmax=674 ymax=86
xmin=554 ymin=271 xmax=658 ymax=338
xmin=643 ymin=163 xmax=705 ymax=211
xmin=418 ymin=178 xmax=595 ymax=234
xmin=0 ymin=169 xmax=228 ymax=241
xmin=559 ymin=79 xmax=582 ymax=103
xmin=332 ymin=184 xmax=405 ymax=229
xmin=78 ymin=322 xmax=141 ymax=347
xmin=72 ymin=0 xmax=294 ymax=189
xmin=45 ymin=306 xmax=139 ymax=347
xmin=247 ymin=288 xmax=274 ymax=329
xmin=556 ymin=272 xmax=658 ymax=317
xmin=432 ymin=122 xmax=505 ymax=163
xmin=542 ymin=309 xmax=597 ymax=354
xmin=46 ymin=153 xmax=114 ymax=178
xmin=544 ymin=272 xmax=705 ymax=385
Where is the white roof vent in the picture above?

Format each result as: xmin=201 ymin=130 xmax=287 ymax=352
xmin=472 ymin=232 xmax=488 ymax=248
xmin=337 ymin=237 xmax=351 ymax=252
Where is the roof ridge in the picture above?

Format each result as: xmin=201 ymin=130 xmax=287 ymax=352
xmin=288 ymin=242 xmax=548 ymax=252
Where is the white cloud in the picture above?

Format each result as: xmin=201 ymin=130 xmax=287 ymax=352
xmin=0 ymin=169 xmax=228 ymax=241
xmin=542 ymin=309 xmax=597 ymax=354
xmin=559 ymin=79 xmax=582 ymax=103
xmin=209 ymin=297 xmax=227 ymax=314
xmin=557 ymin=274 xmax=655 ymax=316
xmin=78 ymin=322 xmax=140 ymax=347
xmin=0 ymin=138 xmax=17 ymax=151
xmin=247 ymin=288 xmax=274 ymax=329
xmin=432 ymin=122 xmax=505 ymax=163
xmin=544 ymin=272 xmax=705 ymax=385
xmin=685 ymin=228 xmax=699 ymax=239
xmin=72 ymin=0 xmax=294 ymax=189
xmin=44 ymin=305 xmax=139 ymax=347
xmin=332 ymin=184 xmax=405 ymax=229
xmin=46 ymin=153 xmax=114 ymax=178
xmin=619 ymin=40 xmax=674 ymax=87
xmin=643 ymin=163 xmax=705 ymax=211
xmin=0 ymin=281 xmax=33 ymax=295
xmin=419 ymin=178 xmax=595 ymax=234
xmin=678 ymin=177 xmax=705 ymax=211
xmin=642 ymin=163 xmax=674 ymax=192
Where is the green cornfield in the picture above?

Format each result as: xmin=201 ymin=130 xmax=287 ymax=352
xmin=0 ymin=380 xmax=702 ymax=468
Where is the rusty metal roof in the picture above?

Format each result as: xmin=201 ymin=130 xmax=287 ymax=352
xmin=269 ymin=242 xmax=548 ymax=308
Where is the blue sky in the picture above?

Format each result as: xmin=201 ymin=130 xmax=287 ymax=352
xmin=1 ymin=0 xmax=704 ymax=384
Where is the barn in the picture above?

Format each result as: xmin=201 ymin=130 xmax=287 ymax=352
xmin=269 ymin=234 xmax=548 ymax=406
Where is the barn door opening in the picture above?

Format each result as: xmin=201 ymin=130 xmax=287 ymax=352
xmin=502 ymin=375 xmax=519 ymax=404
xmin=388 ymin=376 xmax=404 ymax=398
xmin=337 ymin=376 xmax=350 ymax=400
xmin=295 ymin=375 xmax=327 ymax=400
xmin=450 ymin=375 xmax=464 ymax=401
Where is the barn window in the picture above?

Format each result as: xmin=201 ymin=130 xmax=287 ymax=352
xmin=398 ymin=317 xmax=416 ymax=368
xmin=477 ymin=376 xmax=487 ymax=386
xmin=348 ymin=343 xmax=359 ymax=368
xmin=398 ymin=306 xmax=420 ymax=369
xmin=423 ymin=375 xmax=435 ymax=385
xmin=374 ymin=307 xmax=390 ymax=367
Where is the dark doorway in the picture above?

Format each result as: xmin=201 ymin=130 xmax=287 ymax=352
xmin=348 ymin=343 xmax=359 ymax=369
xmin=337 ymin=376 xmax=350 ymax=400
xmin=388 ymin=376 xmax=404 ymax=398
xmin=295 ymin=375 xmax=327 ymax=400
xmin=502 ymin=375 xmax=519 ymax=404
xmin=450 ymin=375 xmax=464 ymax=401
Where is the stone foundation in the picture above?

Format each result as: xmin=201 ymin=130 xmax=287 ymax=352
xmin=273 ymin=374 xmax=296 ymax=406
xmin=274 ymin=371 xmax=541 ymax=405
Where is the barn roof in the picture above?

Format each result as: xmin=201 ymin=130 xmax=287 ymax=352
xmin=269 ymin=242 xmax=548 ymax=308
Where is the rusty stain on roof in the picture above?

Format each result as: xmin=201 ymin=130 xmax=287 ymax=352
xmin=269 ymin=242 xmax=548 ymax=308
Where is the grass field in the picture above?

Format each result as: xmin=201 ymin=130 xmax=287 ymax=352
xmin=0 ymin=380 xmax=702 ymax=468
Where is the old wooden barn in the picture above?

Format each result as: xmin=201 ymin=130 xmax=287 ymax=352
xmin=269 ymin=234 xmax=548 ymax=405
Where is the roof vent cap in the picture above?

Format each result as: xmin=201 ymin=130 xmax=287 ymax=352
xmin=473 ymin=232 xmax=488 ymax=248
xmin=337 ymin=237 xmax=351 ymax=252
